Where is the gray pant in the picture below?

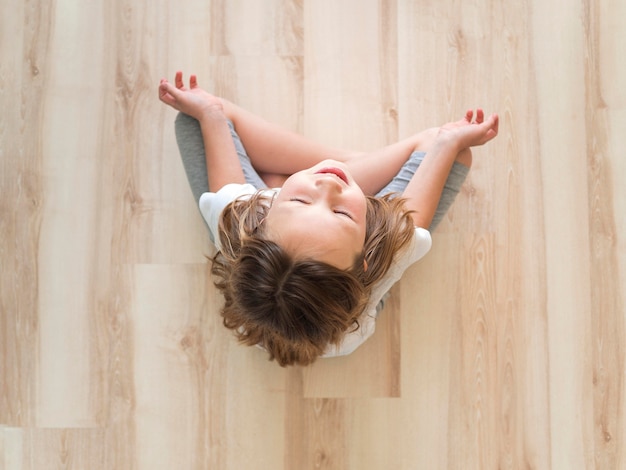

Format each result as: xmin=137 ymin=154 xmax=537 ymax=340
xmin=174 ymin=112 xmax=469 ymax=231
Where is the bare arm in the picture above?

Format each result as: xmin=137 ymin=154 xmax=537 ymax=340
xmin=159 ymin=72 xmax=245 ymax=191
xmin=403 ymin=109 xmax=499 ymax=228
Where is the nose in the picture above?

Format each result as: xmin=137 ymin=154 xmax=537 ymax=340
xmin=314 ymin=176 xmax=343 ymax=204
xmin=315 ymin=174 xmax=343 ymax=192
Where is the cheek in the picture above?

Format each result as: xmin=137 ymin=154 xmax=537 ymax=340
xmin=354 ymin=198 xmax=368 ymax=221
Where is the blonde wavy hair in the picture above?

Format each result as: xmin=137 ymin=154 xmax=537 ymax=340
xmin=210 ymin=191 xmax=415 ymax=366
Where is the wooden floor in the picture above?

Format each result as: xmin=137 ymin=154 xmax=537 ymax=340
xmin=1 ymin=0 xmax=625 ymax=468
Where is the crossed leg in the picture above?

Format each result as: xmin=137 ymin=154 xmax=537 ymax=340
xmin=166 ymin=72 xmax=472 ymax=197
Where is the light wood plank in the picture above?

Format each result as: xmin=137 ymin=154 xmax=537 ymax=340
xmin=0 ymin=0 xmax=51 ymax=428
xmin=531 ymin=1 xmax=597 ymax=467
xmin=581 ymin=1 xmax=626 ymax=467
xmin=303 ymin=0 xmax=398 ymax=149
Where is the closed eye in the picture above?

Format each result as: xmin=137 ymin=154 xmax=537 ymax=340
xmin=334 ymin=209 xmax=353 ymax=219
xmin=290 ymin=197 xmax=353 ymax=220
xmin=290 ymin=197 xmax=309 ymax=204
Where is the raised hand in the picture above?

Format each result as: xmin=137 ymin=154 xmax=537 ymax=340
xmin=158 ymin=71 xmax=224 ymax=121
xmin=437 ymin=109 xmax=499 ymax=151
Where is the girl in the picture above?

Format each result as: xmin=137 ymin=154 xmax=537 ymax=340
xmin=158 ymin=71 xmax=499 ymax=367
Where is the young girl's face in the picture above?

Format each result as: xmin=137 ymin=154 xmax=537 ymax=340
xmin=264 ymin=160 xmax=367 ymax=270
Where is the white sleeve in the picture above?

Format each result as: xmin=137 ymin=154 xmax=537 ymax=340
xmin=322 ymin=227 xmax=432 ymax=358
xmin=198 ymin=183 xmax=258 ymax=249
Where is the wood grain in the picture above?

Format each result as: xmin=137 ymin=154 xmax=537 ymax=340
xmin=1 ymin=0 xmax=625 ymax=468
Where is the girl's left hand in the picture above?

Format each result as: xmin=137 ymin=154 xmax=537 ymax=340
xmin=158 ymin=71 xmax=224 ymax=121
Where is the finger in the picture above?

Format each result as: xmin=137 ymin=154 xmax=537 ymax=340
xmin=190 ymin=74 xmax=198 ymax=89
xmin=158 ymin=86 xmax=173 ymax=106
xmin=480 ymin=114 xmax=499 ymax=142
xmin=175 ymin=71 xmax=184 ymax=89
xmin=465 ymin=109 xmax=474 ymax=122
xmin=158 ymin=81 xmax=180 ymax=107
xmin=160 ymin=80 xmax=180 ymax=96
xmin=158 ymin=80 xmax=170 ymax=100
xmin=475 ymin=108 xmax=484 ymax=124
xmin=491 ymin=113 xmax=499 ymax=135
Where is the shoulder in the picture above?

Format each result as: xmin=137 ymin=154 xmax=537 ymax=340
xmin=199 ymin=183 xmax=259 ymax=210
xmin=407 ymin=226 xmax=432 ymax=264
xmin=199 ymin=183 xmax=279 ymax=216
xmin=321 ymin=312 xmax=377 ymax=357
xmin=199 ymin=184 xmax=277 ymax=246
xmin=323 ymin=227 xmax=432 ymax=358
xmin=368 ymin=226 xmax=431 ymax=308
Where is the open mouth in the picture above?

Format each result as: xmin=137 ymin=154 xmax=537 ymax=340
xmin=315 ymin=167 xmax=349 ymax=184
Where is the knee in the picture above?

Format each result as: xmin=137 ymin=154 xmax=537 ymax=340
xmin=175 ymin=111 xmax=198 ymax=127
xmin=175 ymin=112 xmax=202 ymax=140
xmin=455 ymin=148 xmax=472 ymax=168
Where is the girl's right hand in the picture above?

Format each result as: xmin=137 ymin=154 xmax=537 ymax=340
xmin=436 ymin=109 xmax=499 ymax=151
xmin=158 ymin=71 xmax=224 ymax=121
